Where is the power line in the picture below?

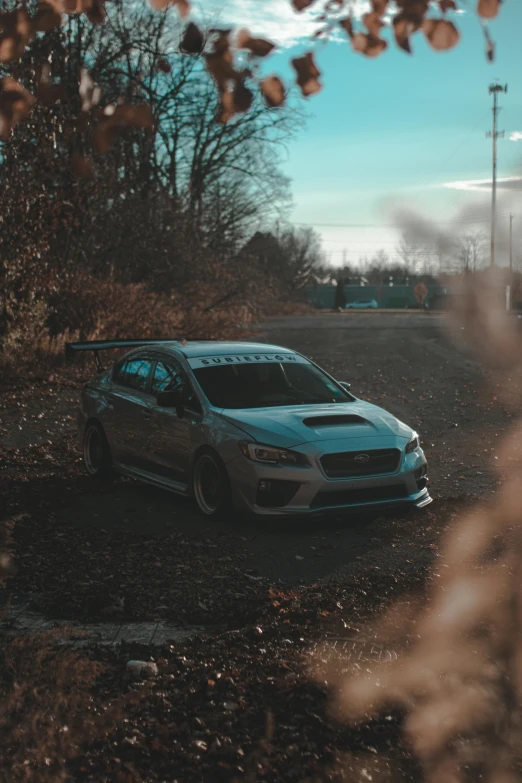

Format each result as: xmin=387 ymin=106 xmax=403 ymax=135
xmin=292 ymin=215 xmax=511 ymax=229
xmin=324 ymin=248 xmax=448 ymax=255
xmin=323 ymin=244 xmax=446 ymax=248
xmin=294 ymin=222 xmax=399 ymax=228
xmin=432 ymin=110 xmax=490 ymax=180
xmin=292 ymin=109 xmax=510 ymax=241
xmin=321 ymin=237 xmax=497 ymax=245
xmin=325 ymin=250 xmax=448 ymax=255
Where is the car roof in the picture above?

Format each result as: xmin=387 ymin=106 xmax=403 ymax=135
xmin=180 ymin=341 xmax=295 ymax=358
xmin=125 ymin=341 xmax=297 ymax=359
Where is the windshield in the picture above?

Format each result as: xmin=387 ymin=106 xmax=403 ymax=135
xmin=192 ymin=361 xmax=353 ymax=409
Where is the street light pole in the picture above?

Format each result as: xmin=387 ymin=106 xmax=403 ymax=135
xmin=509 ymin=213 xmax=514 ymax=272
xmin=487 ymin=82 xmax=507 ymax=267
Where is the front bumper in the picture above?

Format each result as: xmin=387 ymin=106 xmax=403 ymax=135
xmin=227 ymin=439 xmax=431 ymax=516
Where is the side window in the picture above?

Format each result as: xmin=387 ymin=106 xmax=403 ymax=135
xmin=152 ymin=360 xmax=202 ymax=414
xmin=151 ymin=362 xmax=182 ymax=394
xmin=114 ymin=358 xmax=153 ymax=393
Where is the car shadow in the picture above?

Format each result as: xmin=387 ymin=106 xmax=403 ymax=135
xmin=4 ymin=471 xmax=418 ymax=591
xmin=5 ymin=468 xmax=416 ymax=540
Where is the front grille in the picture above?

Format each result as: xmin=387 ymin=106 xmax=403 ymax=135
xmin=311 ymin=484 xmax=408 ymax=509
xmin=320 ymin=448 xmax=401 ymax=479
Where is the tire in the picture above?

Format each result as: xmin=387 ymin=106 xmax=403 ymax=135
xmin=83 ymin=421 xmax=114 ymax=480
xmin=192 ymin=448 xmax=232 ymax=518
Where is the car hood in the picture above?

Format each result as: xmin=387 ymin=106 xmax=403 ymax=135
xmin=218 ymin=401 xmax=412 ymax=448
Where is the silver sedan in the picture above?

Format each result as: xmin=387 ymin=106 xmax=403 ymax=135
xmin=70 ymin=339 xmax=431 ymax=517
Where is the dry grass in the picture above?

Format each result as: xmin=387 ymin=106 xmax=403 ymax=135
xmin=0 ymin=267 xmax=313 ymax=374
xmin=0 ymin=632 xmax=118 ymax=783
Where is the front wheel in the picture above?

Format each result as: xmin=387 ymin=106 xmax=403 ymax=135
xmin=192 ymin=449 xmax=232 ymax=518
xmin=83 ymin=421 xmax=114 ymax=480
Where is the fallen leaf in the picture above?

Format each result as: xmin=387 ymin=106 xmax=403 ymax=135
xmin=206 ymin=51 xmax=238 ymax=93
xmin=149 ymin=0 xmax=190 ymax=15
xmin=291 ymin=52 xmax=322 ymax=97
xmin=422 ymin=19 xmax=460 ymax=51
xmin=0 ymin=8 xmax=33 ymax=63
xmin=292 ymin=0 xmax=316 ymax=10
xmin=260 ymin=75 xmax=285 ymax=107
xmin=393 ymin=14 xmax=420 ymax=53
xmin=33 ymin=1 xmax=62 ymax=33
xmin=92 ymin=103 xmax=154 ymax=153
xmin=85 ymin=0 xmax=106 ymax=25
xmin=180 ymin=22 xmax=204 ymax=54
xmin=155 ymin=57 xmax=171 ymax=73
xmin=362 ymin=10 xmax=385 ymax=38
xmin=352 ymin=32 xmax=388 ymax=57
xmin=477 ymin=0 xmax=501 ymax=19
xmin=0 ymin=77 xmax=35 ymax=139
xmin=237 ymin=29 xmax=275 ymax=57
xmin=233 ymin=81 xmax=254 ymax=111
xmin=61 ymin=0 xmax=106 ymax=23
xmin=339 ymin=16 xmax=354 ymax=39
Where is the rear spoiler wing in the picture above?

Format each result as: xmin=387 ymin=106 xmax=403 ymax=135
xmin=66 ymin=338 xmax=214 ymax=370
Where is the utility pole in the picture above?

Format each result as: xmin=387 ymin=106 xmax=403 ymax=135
xmin=486 ymin=82 xmax=508 ymax=267
xmin=509 ymin=213 xmax=514 ymax=272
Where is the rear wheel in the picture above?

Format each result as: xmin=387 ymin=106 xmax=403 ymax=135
xmin=83 ymin=421 xmax=114 ymax=480
xmin=192 ymin=449 xmax=232 ymax=518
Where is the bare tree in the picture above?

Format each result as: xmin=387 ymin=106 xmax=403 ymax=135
xmin=396 ymin=231 xmax=433 ymax=274
xmin=434 ymin=231 xmax=456 ymax=274
xmin=0 ymin=1 xmax=304 ymax=349
xmin=242 ymin=226 xmax=324 ymax=297
xmin=457 ymin=231 xmax=486 ymax=274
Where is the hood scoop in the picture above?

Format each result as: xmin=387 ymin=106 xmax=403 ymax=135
xmin=303 ymin=414 xmax=368 ymax=428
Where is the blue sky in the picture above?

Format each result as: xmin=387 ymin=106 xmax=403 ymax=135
xmin=207 ymin=1 xmax=522 ymax=266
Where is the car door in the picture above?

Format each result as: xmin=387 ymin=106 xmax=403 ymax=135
xmin=108 ymin=355 xmax=155 ymax=470
xmin=147 ymin=357 xmax=203 ymax=487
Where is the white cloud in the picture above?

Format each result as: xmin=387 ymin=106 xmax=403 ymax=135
xmin=198 ymin=0 xmax=371 ymax=49
xmin=196 ymin=1 xmax=466 ymax=50
xmin=443 ymin=177 xmax=522 ymax=192
xmin=510 ymin=131 xmax=522 ymax=142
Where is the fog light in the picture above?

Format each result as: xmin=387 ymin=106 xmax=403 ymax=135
xmin=414 ymin=465 xmax=428 ymax=491
xmin=256 ymin=479 xmax=300 ymax=508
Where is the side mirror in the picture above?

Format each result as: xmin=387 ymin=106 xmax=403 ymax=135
xmin=339 ymin=381 xmax=351 ymax=391
xmin=156 ymin=389 xmax=184 ymax=410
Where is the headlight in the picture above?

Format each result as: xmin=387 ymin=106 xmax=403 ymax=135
xmin=239 ymin=441 xmax=310 ymax=467
xmin=406 ymin=434 xmax=420 ymax=454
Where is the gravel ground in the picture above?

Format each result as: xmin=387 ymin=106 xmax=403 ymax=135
xmin=1 ymin=312 xmax=512 ymax=626
xmin=0 ymin=311 xmax=518 ymax=782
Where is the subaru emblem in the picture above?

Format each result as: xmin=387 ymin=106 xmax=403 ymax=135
xmin=354 ymin=454 xmax=370 ymax=464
